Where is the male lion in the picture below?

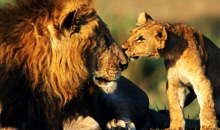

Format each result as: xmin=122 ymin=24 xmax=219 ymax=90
xmin=0 ymin=0 xmax=153 ymax=129
xmin=122 ymin=12 xmax=220 ymax=129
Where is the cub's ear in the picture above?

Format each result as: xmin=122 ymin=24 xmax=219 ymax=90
xmin=137 ymin=12 xmax=153 ymax=26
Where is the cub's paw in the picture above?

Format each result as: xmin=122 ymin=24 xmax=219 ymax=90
xmin=105 ymin=119 xmax=135 ymax=130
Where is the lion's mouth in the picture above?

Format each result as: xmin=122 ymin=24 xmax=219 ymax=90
xmin=95 ymin=77 xmax=116 ymax=83
xmin=94 ymin=76 xmax=119 ymax=86
xmin=93 ymin=75 xmax=120 ymax=94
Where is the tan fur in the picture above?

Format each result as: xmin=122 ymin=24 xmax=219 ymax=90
xmin=122 ymin=12 xmax=220 ymax=129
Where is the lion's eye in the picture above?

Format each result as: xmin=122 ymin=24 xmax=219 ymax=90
xmin=136 ymin=36 xmax=145 ymax=42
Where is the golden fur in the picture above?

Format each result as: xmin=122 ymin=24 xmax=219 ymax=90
xmin=0 ymin=0 xmax=129 ymax=129
xmin=122 ymin=12 xmax=220 ymax=129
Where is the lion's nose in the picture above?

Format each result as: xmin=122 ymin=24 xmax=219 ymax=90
xmin=119 ymin=48 xmax=128 ymax=71
xmin=119 ymin=61 xmax=128 ymax=71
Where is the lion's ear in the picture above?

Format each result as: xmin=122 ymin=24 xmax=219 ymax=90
xmin=61 ymin=10 xmax=77 ymax=30
xmin=137 ymin=12 xmax=153 ymax=26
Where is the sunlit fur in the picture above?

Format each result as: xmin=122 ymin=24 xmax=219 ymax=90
xmin=0 ymin=0 xmax=127 ymax=129
xmin=0 ymin=0 xmax=95 ymax=107
xmin=122 ymin=12 xmax=220 ymax=129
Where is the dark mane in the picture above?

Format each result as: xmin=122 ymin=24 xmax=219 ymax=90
xmin=0 ymin=0 xmax=95 ymax=129
xmin=0 ymin=0 xmax=52 ymax=44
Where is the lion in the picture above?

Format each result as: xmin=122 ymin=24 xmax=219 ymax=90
xmin=122 ymin=12 xmax=220 ymax=129
xmin=0 ymin=0 xmax=153 ymax=129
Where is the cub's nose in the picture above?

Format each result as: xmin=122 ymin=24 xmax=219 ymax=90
xmin=119 ymin=61 xmax=128 ymax=71
xmin=122 ymin=42 xmax=129 ymax=51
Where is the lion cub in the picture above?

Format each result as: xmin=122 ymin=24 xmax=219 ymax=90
xmin=122 ymin=12 xmax=220 ymax=129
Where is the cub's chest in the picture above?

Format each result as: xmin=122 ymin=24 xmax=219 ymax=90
xmin=178 ymin=73 xmax=192 ymax=87
xmin=166 ymin=61 xmax=192 ymax=87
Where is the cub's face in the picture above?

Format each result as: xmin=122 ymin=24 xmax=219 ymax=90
xmin=122 ymin=12 xmax=167 ymax=60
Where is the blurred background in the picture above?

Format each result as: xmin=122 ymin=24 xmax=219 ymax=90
xmin=1 ymin=0 xmax=220 ymax=119
xmin=93 ymin=0 xmax=220 ymax=118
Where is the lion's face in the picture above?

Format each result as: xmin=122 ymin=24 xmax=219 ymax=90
xmin=49 ymin=0 xmax=128 ymax=94
xmin=122 ymin=12 xmax=167 ymax=60
xmin=83 ymin=17 xmax=129 ymax=93
xmin=90 ymin=23 xmax=128 ymax=93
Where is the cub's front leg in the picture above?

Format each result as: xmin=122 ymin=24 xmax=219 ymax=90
xmin=166 ymin=79 xmax=186 ymax=130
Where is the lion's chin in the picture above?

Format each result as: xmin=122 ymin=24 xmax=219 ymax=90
xmin=93 ymin=77 xmax=118 ymax=94
xmin=99 ymin=81 xmax=118 ymax=94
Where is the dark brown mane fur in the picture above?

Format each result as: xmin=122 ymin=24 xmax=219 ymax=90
xmin=0 ymin=0 xmax=95 ymax=102
xmin=0 ymin=0 xmax=99 ymax=129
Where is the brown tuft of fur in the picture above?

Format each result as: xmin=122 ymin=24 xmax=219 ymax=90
xmin=122 ymin=12 xmax=220 ymax=129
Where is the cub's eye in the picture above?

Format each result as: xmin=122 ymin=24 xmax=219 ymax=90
xmin=136 ymin=36 xmax=145 ymax=42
